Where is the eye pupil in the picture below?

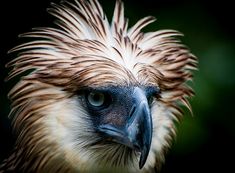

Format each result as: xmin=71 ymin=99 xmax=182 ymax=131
xmin=87 ymin=92 xmax=105 ymax=107
xmin=93 ymin=94 xmax=99 ymax=101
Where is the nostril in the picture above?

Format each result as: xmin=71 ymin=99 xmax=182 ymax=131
xmin=129 ymin=104 xmax=136 ymax=117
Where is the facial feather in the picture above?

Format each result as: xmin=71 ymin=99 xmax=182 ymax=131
xmin=3 ymin=0 xmax=197 ymax=172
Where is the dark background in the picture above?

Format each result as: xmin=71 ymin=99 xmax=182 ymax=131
xmin=1 ymin=0 xmax=235 ymax=172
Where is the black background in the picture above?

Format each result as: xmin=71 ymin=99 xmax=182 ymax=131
xmin=1 ymin=0 xmax=235 ymax=172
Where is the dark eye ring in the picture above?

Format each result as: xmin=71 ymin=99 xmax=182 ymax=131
xmin=147 ymin=95 xmax=155 ymax=105
xmin=146 ymin=86 xmax=160 ymax=105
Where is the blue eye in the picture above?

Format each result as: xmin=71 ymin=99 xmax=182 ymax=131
xmin=87 ymin=92 xmax=105 ymax=107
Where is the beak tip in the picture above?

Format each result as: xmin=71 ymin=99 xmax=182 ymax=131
xmin=139 ymin=155 xmax=146 ymax=169
xmin=139 ymin=161 xmax=144 ymax=169
xmin=138 ymin=146 xmax=149 ymax=169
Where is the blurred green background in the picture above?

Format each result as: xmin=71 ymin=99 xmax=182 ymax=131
xmin=0 ymin=0 xmax=234 ymax=172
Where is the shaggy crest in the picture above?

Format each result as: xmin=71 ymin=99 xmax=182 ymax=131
xmin=1 ymin=0 xmax=197 ymax=172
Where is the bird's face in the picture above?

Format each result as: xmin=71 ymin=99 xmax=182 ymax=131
xmin=42 ymin=82 xmax=175 ymax=172
xmin=6 ymin=0 xmax=197 ymax=172
xmin=79 ymin=85 xmax=157 ymax=168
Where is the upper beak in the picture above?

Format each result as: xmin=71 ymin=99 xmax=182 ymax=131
xmin=98 ymin=87 xmax=153 ymax=169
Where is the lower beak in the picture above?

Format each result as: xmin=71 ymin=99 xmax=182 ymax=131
xmin=98 ymin=87 xmax=153 ymax=169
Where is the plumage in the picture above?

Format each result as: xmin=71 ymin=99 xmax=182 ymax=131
xmin=1 ymin=0 xmax=197 ymax=172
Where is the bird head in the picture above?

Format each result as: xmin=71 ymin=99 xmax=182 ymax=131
xmin=6 ymin=0 xmax=197 ymax=172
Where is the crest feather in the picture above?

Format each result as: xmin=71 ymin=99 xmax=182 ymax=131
xmin=7 ymin=0 xmax=198 ymax=121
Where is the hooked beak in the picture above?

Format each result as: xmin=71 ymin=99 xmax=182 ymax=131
xmin=98 ymin=87 xmax=153 ymax=169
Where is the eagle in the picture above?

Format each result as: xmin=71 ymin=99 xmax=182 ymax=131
xmin=0 ymin=0 xmax=197 ymax=172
